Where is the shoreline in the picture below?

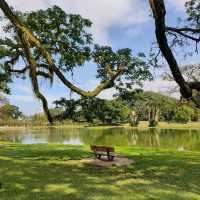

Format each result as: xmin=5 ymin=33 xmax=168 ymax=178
xmin=1 ymin=121 xmax=200 ymax=130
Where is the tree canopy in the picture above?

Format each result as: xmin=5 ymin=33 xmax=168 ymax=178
xmin=0 ymin=102 xmax=22 ymax=119
xmin=53 ymin=97 xmax=130 ymax=124
xmin=1 ymin=0 xmax=200 ymax=123
xmin=117 ymin=90 xmax=178 ymax=126
xmin=0 ymin=0 xmax=152 ymax=124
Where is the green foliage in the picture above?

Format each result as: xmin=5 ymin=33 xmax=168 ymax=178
xmin=185 ymin=0 xmax=200 ymax=28
xmin=31 ymin=113 xmax=48 ymax=125
xmin=53 ymin=98 xmax=78 ymax=120
xmin=0 ymin=95 xmax=7 ymax=106
xmin=0 ymin=63 xmax=11 ymax=94
xmin=0 ymin=4 xmax=153 ymax=123
xmin=174 ymin=106 xmax=195 ymax=123
xmin=117 ymin=90 xmax=177 ymax=122
xmin=98 ymin=99 xmax=130 ymax=124
xmin=0 ymin=103 xmax=22 ymax=119
xmin=52 ymin=91 xmax=200 ymax=125
xmin=54 ymin=97 xmax=130 ymax=124
xmin=149 ymin=120 xmax=158 ymax=127
xmin=0 ymin=5 xmax=151 ymax=95
xmin=17 ymin=6 xmax=92 ymax=71
xmin=93 ymin=46 xmax=152 ymax=89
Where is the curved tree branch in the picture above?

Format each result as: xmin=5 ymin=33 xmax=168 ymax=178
xmin=166 ymin=26 xmax=200 ymax=43
xmin=0 ymin=0 xmax=126 ymax=97
xmin=149 ymin=0 xmax=192 ymax=98
xmin=0 ymin=0 xmax=129 ymax=123
xmin=166 ymin=27 xmax=200 ymax=33
xmin=0 ymin=0 xmax=53 ymax=123
xmin=53 ymin=64 xmax=125 ymax=97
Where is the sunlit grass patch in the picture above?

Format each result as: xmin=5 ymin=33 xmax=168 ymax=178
xmin=0 ymin=143 xmax=200 ymax=200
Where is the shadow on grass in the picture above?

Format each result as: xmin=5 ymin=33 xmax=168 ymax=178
xmin=0 ymin=145 xmax=200 ymax=200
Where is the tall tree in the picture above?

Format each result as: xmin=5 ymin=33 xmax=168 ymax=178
xmin=149 ymin=0 xmax=200 ymax=106
xmin=0 ymin=0 xmax=151 ymax=124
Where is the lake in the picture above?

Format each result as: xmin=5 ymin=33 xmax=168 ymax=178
xmin=1 ymin=127 xmax=200 ymax=151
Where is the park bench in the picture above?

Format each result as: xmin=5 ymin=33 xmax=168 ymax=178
xmin=90 ymin=145 xmax=115 ymax=161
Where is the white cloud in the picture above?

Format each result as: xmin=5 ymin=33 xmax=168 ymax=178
xmin=98 ymin=88 xmax=116 ymax=100
xmin=2 ymin=0 xmax=149 ymax=44
xmin=6 ymin=0 xmax=47 ymax=11
xmin=7 ymin=94 xmax=34 ymax=103
xmin=0 ymin=0 xmax=188 ymax=43
xmin=124 ymin=28 xmax=142 ymax=39
xmin=16 ymin=85 xmax=32 ymax=94
xmin=166 ymin=0 xmax=187 ymax=11
xmin=143 ymin=79 xmax=180 ymax=98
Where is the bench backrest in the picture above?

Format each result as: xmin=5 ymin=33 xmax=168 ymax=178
xmin=90 ymin=145 xmax=115 ymax=152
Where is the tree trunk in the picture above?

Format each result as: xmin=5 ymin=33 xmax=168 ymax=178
xmin=149 ymin=106 xmax=159 ymax=127
xmin=130 ymin=111 xmax=139 ymax=127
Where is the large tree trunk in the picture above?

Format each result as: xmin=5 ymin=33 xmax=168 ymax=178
xmin=0 ymin=0 xmax=53 ymax=124
xmin=149 ymin=0 xmax=192 ymax=99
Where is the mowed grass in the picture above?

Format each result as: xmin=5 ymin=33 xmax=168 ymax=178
xmin=0 ymin=143 xmax=200 ymax=200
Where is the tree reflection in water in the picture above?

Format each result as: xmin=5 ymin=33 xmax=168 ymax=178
xmin=1 ymin=128 xmax=200 ymax=151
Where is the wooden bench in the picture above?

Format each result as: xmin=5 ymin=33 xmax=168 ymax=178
xmin=90 ymin=145 xmax=115 ymax=161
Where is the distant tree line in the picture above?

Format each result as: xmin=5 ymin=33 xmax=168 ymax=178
xmin=53 ymin=97 xmax=130 ymax=125
xmin=50 ymin=90 xmax=200 ymax=127
xmin=0 ymin=90 xmax=199 ymax=127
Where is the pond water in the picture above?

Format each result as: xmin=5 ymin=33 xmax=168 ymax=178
xmin=1 ymin=127 xmax=200 ymax=151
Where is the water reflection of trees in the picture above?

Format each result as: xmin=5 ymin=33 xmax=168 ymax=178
xmin=2 ymin=128 xmax=200 ymax=151
xmin=78 ymin=128 xmax=200 ymax=151
xmin=126 ymin=128 xmax=200 ymax=150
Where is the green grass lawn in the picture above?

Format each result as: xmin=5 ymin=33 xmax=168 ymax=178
xmin=0 ymin=143 xmax=200 ymax=200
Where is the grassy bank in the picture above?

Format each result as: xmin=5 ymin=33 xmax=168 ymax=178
xmin=2 ymin=121 xmax=200 ymax=130
xmin=0 ymin=143 xmax=200 ymax=200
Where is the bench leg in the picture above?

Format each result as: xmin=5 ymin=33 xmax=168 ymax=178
xmin=97 ymin=154 xmax=101 ymax=159
xmin=108 ymin=155 xmax=114 ymax=161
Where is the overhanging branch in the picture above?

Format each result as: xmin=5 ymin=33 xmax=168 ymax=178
xmin=166 ymin=26 xmax=200 ymax=43
xmin=149 ymin=0 xmax=192 ymax=98
xmin=0 ymin=0 xmax=124 ymax=98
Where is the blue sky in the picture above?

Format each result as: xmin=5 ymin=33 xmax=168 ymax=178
xmin=1 ymin=0 xmax=199 ymax=115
